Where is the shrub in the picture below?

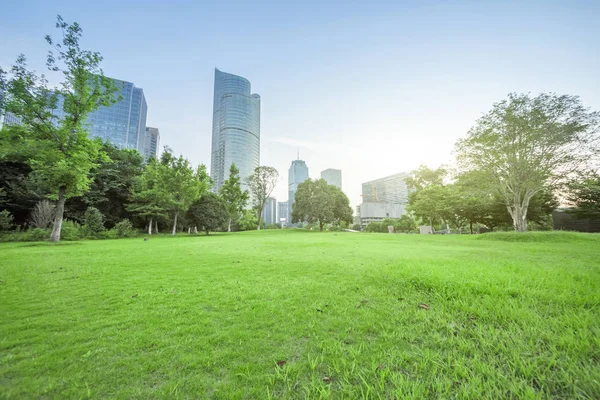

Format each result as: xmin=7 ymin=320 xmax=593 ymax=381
xmin=29 ymin=200 xmax=55 ymax=229
xmin=83 ymin=207 xmax=105 ymax=236
xmin=60 ymin=220 xmax=84 ymax=241
xmin=112 ymin=219 xmax=137 ymax=238
xmin=0 ymin=210 xmax=15 ymax=231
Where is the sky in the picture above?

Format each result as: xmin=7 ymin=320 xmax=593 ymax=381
xmin=1 ymin=0 xmax=599 ymax=208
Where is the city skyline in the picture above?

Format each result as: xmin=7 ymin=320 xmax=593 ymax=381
xmin=1 ymin=1 xmax=598 ymax=207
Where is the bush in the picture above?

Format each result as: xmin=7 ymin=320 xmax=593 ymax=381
xmin=0 ymin=228 xmax=50 ymax=242
xmin=60 ymin=220 xmax=84 ymax=241
xmin=83 ymin=207 xmax=105 ymax=236
xmin=0 ymin=210 xmax=15 ymax=231
xmin=112 ymin=219 xmax=137 ymax=238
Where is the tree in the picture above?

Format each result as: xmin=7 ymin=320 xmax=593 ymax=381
xmin=127 ymin=157 xmax=169 ymax=235
xmin=219 ymin=163 xmax=249 ymax=232
xmin=186 ymin=193 xmax=228 ymax=235
xmin=0 ymin=160 xmax=44 ymax=226
xmin=566 ymin=174 xmax=600 ymax=219
xmin=395 ymin=215 xmax=417 ymax=233
xmin=237 ymin=209 xmax=260 ymax=231
xmin=456 ymin=93 xmax=600 ymax=232
xmin=245 ymin=166 xmax=278 ymax=230
xmin=159 ymin=149 xmax=211 ymax=235
xmin=407 ymin=184 xmax=451 ymax=231
xmin=82 ymin=206 xmax=104 ymax=235
xmin=0 ymin=16 xmax=119 ymax=241
xmin=405 ymin=165 xmax=447 ymax=191
xmin=291 ymin=179 xmax=352 ymax=231
xmin=0 ymin=210 xmax=14 ymax=231
xmin=29 ymin=200 xmax=55 ymax=229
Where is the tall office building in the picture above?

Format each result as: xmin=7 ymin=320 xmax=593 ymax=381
xmin=211 ymin=69 xmax=261 ymax=193
xmin=277 ymin=201 xmax=289 ymax=225
xmin=288 ymin=159 xmax=309 ymax=223
xmin=358 ymin=172 xmax=410 ymax=228
xmin=361 ymin=172 xmax=410 ymax=204
xmin=262 ymin=197 xmax=277 ymax=226
xmin=321 ymin=168 xmax=342 ymax=189
xmin=143 ymin=127 xmax=160 ymax=160
xmin=87 ymin=78 xmax=148 ymax=152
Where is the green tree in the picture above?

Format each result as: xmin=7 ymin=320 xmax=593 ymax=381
xmin=566 ymin=174 xmax=600 ymax=219
xmin=0 ymin=16 xmax=119 ymax=241
xmin=127 ymin=157 xmax=169 ymax=235
xmin=395 ymin=215 xmax=417 ymax=233
xmin=237 ymin=210 xmax=260 ymax=231
xmin=186 ymin=193 xmax=228 ymax=235
xmin=407 ymin=184 xmax=451 ymax=231
xmin=0 ymin=210 xmax=15 ymax=231
xmin=82 ymin=206 xmax=104 ymax=236
xmin=219 ymin=163 xmax=249 ymax=232
xmin=456 ymin=93 xmax=600 ymax=232
xmin=245 ymin=166 xmax=279 ymax=230
xmin=158 ymin=148 xmax=211 ymax=235
xmin=291 ymin=179 xmax=351 ymax=231
xmin=331 ymin=187 xmax=353 ymax=227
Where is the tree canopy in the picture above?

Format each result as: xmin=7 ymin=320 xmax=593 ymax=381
xmin=292 ymin=179 xmax=353 ymax=231
xmin=245 ymin=166 xmax=278 ymax=230
xmin=186 ymin=193 xmax=228 ymax=235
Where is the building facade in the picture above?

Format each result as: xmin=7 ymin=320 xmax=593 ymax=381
xmin=321 ymin=168 xmax=342 ymax=189
xmin=87 ymin=78 xmax=148 ymax=152
xmin=361 ymin=172 xmax=410 ymax=204
xmin=211 ymin=68 xmax=261 ymax=193
xmin=277 ymin=201 xmax=289 ymax=226
xmin=262 ymin=197 xmax=277 ymax=226
xmin=143 ymin=127 xmax=160 ymax=160
xmin=288 ymin=159 xmax=309 ymax=223
xmin=358 ymin=202 xmax=406 ymax=227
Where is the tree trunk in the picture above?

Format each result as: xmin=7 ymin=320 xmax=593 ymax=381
xmin=228 ymin=218 xmax=232 ymax=232
xmin=50 ymin=186 xmax=66 ymax=242
xmin=469 ymin=221 xmax=473 ymax=234
xmin=205 ymin=229 xmax=209 ymax=236
xmin=320 ymin=221 xmax=324 ymax=231
xmin=188 ymin=227 xmax=191 ymax=234
xmin=148 ymin=217 xmax=153 ymax=235
xmin=155 ymin=220 xmax=159 ymax=233
xmin=172 ymin=213 xmax=178 ymax=235
xmin=194 ymin=226 xmax=198 ymax=234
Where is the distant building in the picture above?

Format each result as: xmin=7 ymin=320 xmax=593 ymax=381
xmin=0 ymin=91 xmax=23 ymax=129
xmin=288 ymin=159 xmax=309 ymax=223
xmin=358 ymin=172 xmax=410 ymax=228
xmin=210 ymin=68 xmax=260 ymax=193
xmin=143 ymin=127 xmax=160 ymax=160
xmin=262 ymin=197 xmax=277 ymax=226
xmin=321 ymin=168 xmax=342 ymax=189
xmin=277 ymin=201 xmax=289 ymax=226
xmin=87 ymin=77 xmax=148 ymax=153
xmin=362 ymin=172 xmax=410 ymax=204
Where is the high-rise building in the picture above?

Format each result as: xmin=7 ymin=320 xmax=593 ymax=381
xmin=262 ymin=197 xmax=277 ymax=226
xmin=143 ymin=127 xmax=160 ymax=160
xmin=277 ymin=201 xmax=289 ymax=226
xmin=358 ymin=172 xmax=410 ymax=228
xmin=87 ymin=78 xmax=148 ymax=152
xmin=321 ymin=168 xmax=342 ymax=189
xmin=288 ymin=159 xmax=309 ymax=223
xmin=361 ymin=172 xmax=410 ymax=204
xmin=211 ymin=68 xmax=260 ymax=193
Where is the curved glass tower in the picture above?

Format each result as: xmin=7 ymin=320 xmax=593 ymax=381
xmin=211 ymin=69 xmax=261 ymax=192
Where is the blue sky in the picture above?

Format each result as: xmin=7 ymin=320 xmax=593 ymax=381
xmin=1 ymin=0 xmax=599 ymax=207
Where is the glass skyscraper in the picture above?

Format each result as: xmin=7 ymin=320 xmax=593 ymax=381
xmin=87 ymin=78 xmax=148 ymax=152
xmin=211 ymin=69 xmax=261 ymax=192
xmin=288 ymin=159 xmax=309 ymax=223
xmin=143 ymin=127 xmax=160 ymax=160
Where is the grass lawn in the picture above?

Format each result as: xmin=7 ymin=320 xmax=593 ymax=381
xmin=1 ymin=230 xmax=599 ymax=399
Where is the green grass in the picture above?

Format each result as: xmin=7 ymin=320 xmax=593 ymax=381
xmin=1 ymin=231 xmax=599 ymax=399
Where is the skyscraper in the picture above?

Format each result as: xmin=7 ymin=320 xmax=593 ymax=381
xmin=262 ymin=197 xmax=277 ymax=226
xmin=143 ymin=127 xmax=160 ymax=160
xmin=288 ymin=159 xmax=309 ymax=223
xmin=87 ymin=78 xmax=148 ymax=152
xmin=361 ymin=172 xmax=410 ymax=204
xmin=211 ymin=69 xmax=261 ymax=193
xmin=277 ymin=201 xmax=289 ymax=226
xmin=321 ymin=168 xmax=342 ymax=189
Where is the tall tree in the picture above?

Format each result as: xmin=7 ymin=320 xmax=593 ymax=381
xmin=566 ymin=173 xmax=600 ymax=219
xmin=245 ymin=166 xmax=278 ymax=230
xmin=127 ymin=157 xmax=168 ymax=235
xmin=219 ymin=163 xmax=249 ymax=232
xmin=456 ymin=93 xmax=600 ymax=232
xmin=291 ymin=179 xmax=352 ymax=231
xmin=331 ymin=186 xmax=353 ymax=227
xmin=186 ymin=193 xmax=228 ymax=235
xmin=0 ymin=16 xmax=119 ymax=241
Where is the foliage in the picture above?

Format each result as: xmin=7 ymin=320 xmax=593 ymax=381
xmin=395 ymin=215 xmax=417 ymax=233
xmin=292 ymin=179 xmax=352 ymax=231
xmin=0 ymin=15 xmax=119 ymax=241
xmin=566 ymin=173 xmax=600 ymax=219
xmin=0 ymin=209 xmax=15 ymax=231
xmin=28 ymin=200 xmax=55 ymax=229
xmin=219 ymin=163 xmax=249 ymax=232
xmin=112 ymin=219 xmax=136 ymax=238
xmin=82 ymin=206 xmax=104 ymax=235
xmin=245 ymin=166 xmax=278 ymax=230
xmin=237 ymin=210 xmax=260 ymax=231
xmin=127 ymin=157 xmax=169 ymax=234
xmin=59 ymin=220 xmax=83 ymax=241
xmin=456 ymin=93 xmax=600 ymax=232
xmin=0 ymin=160 xmax=44 ymax=226
xmin=186 ymin=193 xmax=228 ymax=235
xmin=2 ymin=231 xmax=598 ymax=398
